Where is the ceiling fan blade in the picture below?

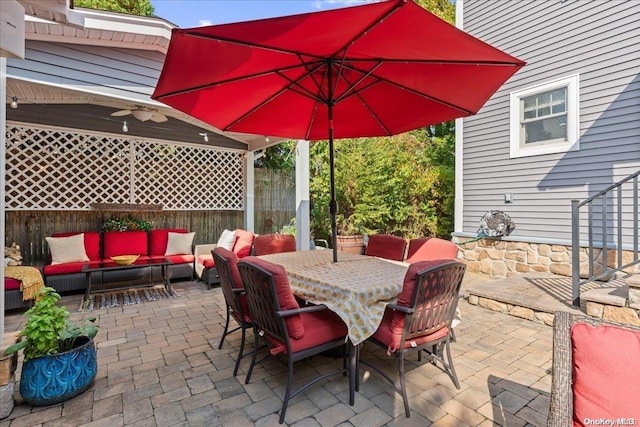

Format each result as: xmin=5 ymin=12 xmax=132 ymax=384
xmin=110 ymin=109 xmax=132 ymax=117
xmin=150 ymin=113 xmax=168 ymax=123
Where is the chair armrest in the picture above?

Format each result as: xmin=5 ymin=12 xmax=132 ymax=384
xmin=387 ymin=303 xmax=414 ymax=314
xmin=231 ymin=288 xmax=245 ymax=295
xmin=276 ymin=304 xmax=328 ymax=317
xmin=194 ymin=243 xmax=218 ymax=258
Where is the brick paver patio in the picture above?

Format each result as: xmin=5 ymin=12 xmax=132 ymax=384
xmin=1 ymin=273 xmax=552 ymax=426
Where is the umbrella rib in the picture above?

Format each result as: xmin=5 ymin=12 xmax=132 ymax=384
xmin=339 ymin=62 xmax=476 ymax=115
xmin=333 ymin=61 xmax=382 ymax=105
xmin=183 ymin=30 xmax=328 ymax=62
xmin=154 ymin=61 xmax=323 ymax=99
xmin=346 ymin=58 xmax=524 ymax=67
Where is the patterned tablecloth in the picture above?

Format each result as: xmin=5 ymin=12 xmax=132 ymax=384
xmin=259 ymin=250 xmax=408 ymax=345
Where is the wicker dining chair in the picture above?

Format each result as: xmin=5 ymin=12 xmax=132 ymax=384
xmin=212 ymin=247 xmax=254 ymax=377
xmin=237 ymin=256 xmax=354 ymax=424
xmin=361 ymin=259 xmax=466 ymax=418
xmin=547 ymin=311 xmax=640 ymax=426
xmin=365 ymin=234 xmax=407 ymax=261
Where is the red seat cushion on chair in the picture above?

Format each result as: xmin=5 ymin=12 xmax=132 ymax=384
xmin=198 ymin=254 xmax=215 ymax=269
xmin=267 ymin=309 xmax=347 ymax=355
xmin=571 ymin=322 xmax=640 ymax=424
xmin=242 ymin=256 xmax=304 ymax=338
xmin=373 ymin=309 xmax=449 ymax=352
xmin=365 ymin=234 xmax=406 ymax=261
xmin=233 ymin=229 xmax=255 ymax=258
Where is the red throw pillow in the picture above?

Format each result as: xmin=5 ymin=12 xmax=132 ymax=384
xmin=572 ymin=322 xmax=640 ymax=425
xmin=233 ymin=229 xmax=255 ymax=258
xmin=242 ymin=256 xmax=304 ymax=339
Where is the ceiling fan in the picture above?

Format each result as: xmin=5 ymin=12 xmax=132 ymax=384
xmin=110 ymin=106 xmax=168 ymax=123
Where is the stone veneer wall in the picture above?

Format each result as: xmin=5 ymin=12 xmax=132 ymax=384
xmin=453 ymin=237 xmax=640 ymax=278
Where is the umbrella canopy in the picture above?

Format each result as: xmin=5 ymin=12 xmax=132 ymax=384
xmin=152 ymin=0 xmax=525 ymax=261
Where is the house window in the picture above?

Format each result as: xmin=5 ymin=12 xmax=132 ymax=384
xmin=510 ymin=75 xmax=579 ymax=158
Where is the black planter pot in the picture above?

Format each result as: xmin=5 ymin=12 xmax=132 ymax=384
xmin=19 ymin=336 xmax=97 ymax=406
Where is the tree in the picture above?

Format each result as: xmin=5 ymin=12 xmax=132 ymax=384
xmin=73 ymin=0 xmax=154 ymax=16
xmin=415 ymin=0 xmax=455 ymax=24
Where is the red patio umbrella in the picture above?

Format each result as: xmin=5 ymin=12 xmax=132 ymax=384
xmin=152 ymin=0 xmax=525 ymax=262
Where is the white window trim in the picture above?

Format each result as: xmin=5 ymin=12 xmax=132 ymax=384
xmin=510 ymin=74 xmax=580 ymax=158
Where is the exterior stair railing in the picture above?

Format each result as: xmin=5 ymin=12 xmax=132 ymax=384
xmin=571 ymin=170 xmax=640 ymax=307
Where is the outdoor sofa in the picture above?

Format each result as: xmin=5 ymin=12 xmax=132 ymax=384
xmin=43 ymin=228 xmax=195 ymax=293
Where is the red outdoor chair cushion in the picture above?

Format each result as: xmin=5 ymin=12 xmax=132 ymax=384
xmin=365 ymin=234 xmax=406 ymax=261
xmin=5 ymin=277 xmax=21 ymax=291
xmin=44 ymin=260 xmax=102 ymax=276
xmin=372 ymin=309 xmax=449 ymax=352
xmin=253 ymin=234 xmax=296 ymax=256
xmin=243 ymin=256 xmax=304 ymax=339
xmin=266 ymin=309 xmax=347 ymax=355
xmin=233 ymin=229 xmax=255 ymax=258
xmin=571 ymin=322 xmax=640 ymax=424
xmin=199 ymin=254 xmax=215 ymax=269
xmin=406 ymin=237 xmax=458 ymax=263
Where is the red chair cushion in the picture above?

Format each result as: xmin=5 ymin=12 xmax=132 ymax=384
xmin=243 ymin=256 xmax=304 ymax=338
xmin=571 ymin=322 xmax=640 ymax=424
xmin=233 ymin=229 xmax=255 ymax=258
xmin=406 ymin=237 xmax=458 ymax=263
xmin=253 ymin=234 xmax=296 ymax=256
xmin=164 ymin=254 xmax=194 ymax=264
xmin=215 ymin=247 xmax=250 ymax=315
xmin=198 ymin=254 xmax=215 ymax=268
xmin=373 ymin=308 xmax=449 ymax=352
xmin=5 ymin=278 xmax=21 ymax=291
xmin=103 ymin=231 xmax=149 ymax=258
xmin=267 ymin=309 xmax=347 ymax=355
xmin=150 ymin=228 xmax=188 ymax=256
xmin=52 ymin=231 xmax=101 ymax=261
xmin=365 ymin=234 xmax=406 ymax=261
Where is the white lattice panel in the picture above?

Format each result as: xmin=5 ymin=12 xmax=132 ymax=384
xmin=5 ymin=124 xmax=245 ymax=211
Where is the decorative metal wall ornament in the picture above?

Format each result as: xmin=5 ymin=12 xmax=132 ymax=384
xmin=477 ymin=210 xmax=516 ymax=238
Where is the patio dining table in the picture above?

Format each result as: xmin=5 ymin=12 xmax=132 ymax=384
xmin=258 ymin=250 xmax=409 ymax=345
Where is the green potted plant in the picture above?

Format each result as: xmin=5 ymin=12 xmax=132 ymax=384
xmin=5 ymin=287 xmax=99 ymax=406
xmin=101 ymin=216 xmax=152 ymax=232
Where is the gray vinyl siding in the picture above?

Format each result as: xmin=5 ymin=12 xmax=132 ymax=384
xmin=7 ymin=40 xmax=163 ymax=103
xmin=460 ymin=0 xmax=640 ymax=245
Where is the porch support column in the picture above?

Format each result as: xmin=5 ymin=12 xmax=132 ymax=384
xmin=295 ymin=140 xmax=310 ymax=250
xmin=454 ymin=0 xmax=464 ymax=234
xmin=0 ymin=57 xmax=7 ymax=339
xmin=245 ymin=151 xmax=256 ymax=233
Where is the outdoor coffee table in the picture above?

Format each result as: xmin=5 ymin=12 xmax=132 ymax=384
xmin=82 ymin=258 xmax=172 ymax=299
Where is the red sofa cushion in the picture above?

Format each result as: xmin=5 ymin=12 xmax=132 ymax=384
xmin=572 ymin=322 xmax=640 ymax=424
xmin=5 ymin=278 xmax=21 ymax=291
xmin=233 ymin=229 xmax=255 ymax=258
xmin=149 ymin=228 xmax=188 ymax=256
xmin=365 ymin=234 xmax=406 ymax=261
xmin=44 ymin=260 xmax=102 ymax=276
xmin=52 ymin=231 xmax=101 ymax=261
xmin=241 ymin=256 xmax=304 ymax=339
xmin=103 ymin=231 xmax=148 ymax=258
xmin=163 ymin=254 xmax=195 ymax=264
xmin=198 ymin=254 xmax=215 ymax=269
xmin=406 ymin=237 xmax=458 ymax=263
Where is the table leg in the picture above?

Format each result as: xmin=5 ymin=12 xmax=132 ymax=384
xmin=85 ymin=271 xmax=92 ymax=300
xmin=348 ymin=343 xmax=355 ymax=405
xmin=163 ymin=264 xmax=172 ymax=293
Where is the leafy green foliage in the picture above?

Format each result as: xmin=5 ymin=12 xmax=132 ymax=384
xmin=102 ymin=217 xmax=152 ymax=232
xmin=254 ymin=140 xmax=297 ymax=170
xmin=310 ymin=125 xmax=455 ymax=242
xmin=5 ymin=287 xmax=98 ymax=361
xmin=74 ymin=0 xmax=154 ymax=16
xmin=415 ymin=0 xmax=455 ymax=24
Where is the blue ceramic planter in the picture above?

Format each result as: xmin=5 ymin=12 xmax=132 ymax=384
xmin=19 ymin=337 xmax=97 ymax=406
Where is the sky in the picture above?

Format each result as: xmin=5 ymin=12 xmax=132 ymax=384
xmin=150 ymin=0 xmax=378 ymax=27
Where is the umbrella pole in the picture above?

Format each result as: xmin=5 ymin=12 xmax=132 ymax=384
xmin=328 ymin=65 xmax=338 ymax=263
